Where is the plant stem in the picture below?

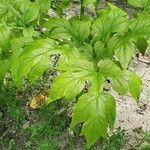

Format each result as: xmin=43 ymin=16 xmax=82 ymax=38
xmin=80 ymin=0 xmax=84 ymax=19
xmin=94 ymin=0 xmax=100 ymax=18
xmin=51 ymin=1 xmax=63 ymax=18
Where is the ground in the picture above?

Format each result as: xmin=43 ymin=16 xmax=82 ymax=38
xmin=115 ymin=56 xmax=150 ymax=149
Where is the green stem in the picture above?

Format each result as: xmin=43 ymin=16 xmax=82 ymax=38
xmin=51 ymin=1 xmax=63 ymax=18
xmin=57 ymin=7 xmax=63 ymax=18
xmin=94 ymin=0 xmax=100 ymax=18
xmin=80 ymin=0 xmax=84 ymax=19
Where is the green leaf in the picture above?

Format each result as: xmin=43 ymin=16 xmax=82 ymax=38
xmin=98 ymin=59 xmax=121 ymax=77
xmin=136 ymin=38 xmax=148 ymax=55
xmin=0 ymin=0 xmax=15 ymax=22
xmin=22 ymin=3 xmax=39 ymax=24
xmin=76 ymin=43 xmax=94 ymax=60
xmin=48 ymin=72 xmax=86 ymax=101
xmin=0 ymin=0 xmax=8 ymax=15
xmin=111 ymin=70 xmax=142 ymax=101
xmin=128 ymin=13 xmax=150 ymax=38
xmin=11 ymin=38 xmax=57 ymax=85
xmin=94 ymin=40 xmax=105 ymax=59
xmin=71 ymin=90 xmax=116 ymax=148
xmin=128 ymin=0 xmax=150 ymax=11
xmin=11 ymin=36 xmax=33 ymax=51
xmin=48 ymin=53 xmax=118 ymax=148
xmin=48 ymin=56 xmax=95 ymax=102
xmin=59 ymin=56 xmax=94 ymax=73
xmin=69 ymin=18 xmax=91 ymax=43
xmin=108 ymin=36 xmax=135 ymax=69
xmin=44 ymin=18 xmax=71 ymax=39
xmin=92 ymin=4 xmax=128 ymax=43
xmin=83 ymin=0 xmax=96 ymax=6
xmin=0 ymin=24 xmax=11 ymax=57
xmin=36 ymin=0 xmax=51 ymax=13
xmin=23 ymin=27 xmax=40 ymax=37
xmin=57 ymin=0 xmax=70 ymax=9
xmin=16 ymin=0 xmax=31 ymax=12
xmin=0 ymin=59 xmax=9 ymax=80
xmin=45 ymin=18 xmax=91 ymax=42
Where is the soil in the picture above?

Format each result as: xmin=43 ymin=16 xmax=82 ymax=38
xmin=115 ymin=57 xmax=150 ymax=149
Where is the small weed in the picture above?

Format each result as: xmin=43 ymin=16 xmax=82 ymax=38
xmin=0 ymin=82 xmax=71 ymax=150
xmin=99 ymin=127 xmax=127 ymax=150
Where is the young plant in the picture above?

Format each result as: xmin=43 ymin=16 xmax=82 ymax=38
xmin=0 ymin=0 xmax=150 ymax=148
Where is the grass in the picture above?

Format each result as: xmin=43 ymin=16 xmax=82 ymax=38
xmin=0 ymin=81 xmax=71 ymax=150
xmin=0 ymin=81 xmax=129 ymax=150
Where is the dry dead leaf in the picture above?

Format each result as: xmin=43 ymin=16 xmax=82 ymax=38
xmin=30 ymin=92 xmax=48 ymax=109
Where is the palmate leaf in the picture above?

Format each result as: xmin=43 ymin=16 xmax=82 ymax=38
xmin=136 ymin=38 xmax=148 ymax=55
xmin=44 ymin=18 xmax=71 ymax=39
xmin=48 ymin=54 xmax=96 ymax=102
xmin=48 ymin=56 xmax=118 ymax=147
xmin=36 ymin=0 xmax=51 ymax=13
xmin=48 ymin=58 xmax=117 ymax=148
xmin=44 ymin=17 xmax=91 ymax=43
xmin=111 ymin=70 xmax=142 ymax=101
xmin=128 ymin=13 xmax=150 ymax=38
xmin=11 ymin=38 xmax=60 ymax=85
xmin=0 ymin=24 xmax=11 ymax=55
xmin=21 ymin=3 xmax=39 ymax=24
xmin=71 ymin=90 xmax=116 ymax=148
xmin=0 ymin=0 xmax=15 ymax=22
xmin=128 ymin=0 xmax=150 ymax=11
xmin=48 ymin=51 xmax=141 ymax=148
xmin=71 ymin=73 xmax=116 ymax=148
xmin=92 ymin=4 xmax=128 ymax=43
xmin=69 ymin=18 xmax=92 ymax=44
xmin=108 ymin=36 xmax=135 ymax=69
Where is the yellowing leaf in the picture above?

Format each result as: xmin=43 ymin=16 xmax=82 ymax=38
xmin=30 ymin=92 xmax=48 ymax=109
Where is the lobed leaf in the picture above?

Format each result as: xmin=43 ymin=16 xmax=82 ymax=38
xmin=11 ymin=38 xmax=58 ymax=85
xmin=92 ymin=4 xmax=128 ymax=43
xmin=22 ymin=3 xmax=39 ymax=24
xmin=128 ymin=13 xmax=150 ymax=38
xmin=128 ymin=0 xmax=150 ymax=11
xmin=44 ymin=18 xmax=71 ymax=39
xmin=0 ymin=24 xmax=11 ymax=57
xmin=36 ymin=0 xmax=51 ymax=13
xmin=108 ymin=36 xmax=135 ymax=69
xmin=71 ymin=90 xmax=116 ymax=148
xmin=98 ymin=59 xmax=122 ymax=77
xmin=111 ymin=70 xmax=142 ymax=101
xmin=136 ymin=38 xmax=148 ymax=55
xmin=48 ymin=55 xmax=95 ymax=102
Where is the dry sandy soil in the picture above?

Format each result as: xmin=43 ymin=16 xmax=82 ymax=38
xmin=114 ymin=57 xmax=150 ymax=149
